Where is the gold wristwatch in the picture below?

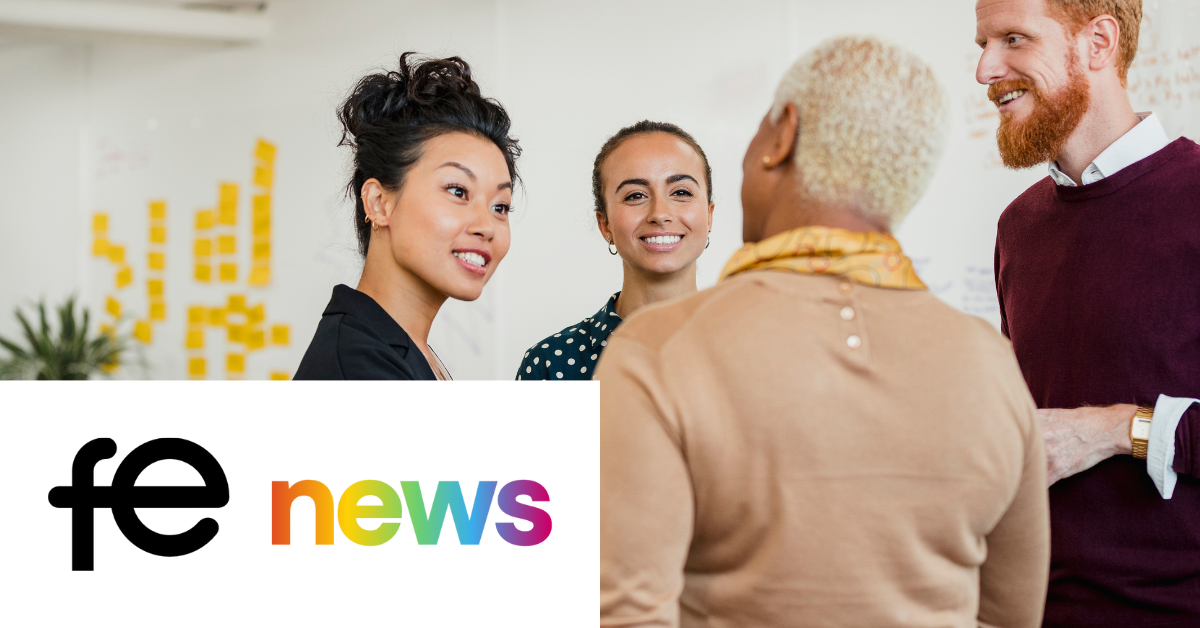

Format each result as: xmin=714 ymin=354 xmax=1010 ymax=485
xmin=1131 ymin=405 xmax=1154 ymax=460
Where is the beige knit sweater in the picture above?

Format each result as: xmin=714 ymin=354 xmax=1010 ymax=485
xmin=597 ymin=271 xmax=1049 ymax=628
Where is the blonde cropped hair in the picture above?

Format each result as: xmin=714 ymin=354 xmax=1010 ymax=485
xmin=770 ymin=36 xmax=948 ymax=227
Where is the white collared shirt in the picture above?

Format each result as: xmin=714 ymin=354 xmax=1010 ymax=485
xmin=1047 ymin=111 xmax=1191 ymax=499
xmin=1047 ymin=112 xmax=1169 ymax=186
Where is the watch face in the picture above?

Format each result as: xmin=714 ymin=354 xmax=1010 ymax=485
xmin=1132 ymin=417 xmax=1153 ymax=440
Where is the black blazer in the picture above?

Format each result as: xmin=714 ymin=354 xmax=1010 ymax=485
xmin=293 ymin=285 xmax=437 ymax=380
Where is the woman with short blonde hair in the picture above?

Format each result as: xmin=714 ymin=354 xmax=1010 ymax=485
xmin=598 ymin=36 xmax=1050 ymax=627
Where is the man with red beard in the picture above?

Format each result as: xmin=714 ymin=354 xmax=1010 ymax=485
xmin=977 ymin=0 xmax=1200 ymax=625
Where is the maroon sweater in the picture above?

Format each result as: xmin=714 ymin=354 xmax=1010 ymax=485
xmin=996 ymin=137 xmax=1200 ymax=627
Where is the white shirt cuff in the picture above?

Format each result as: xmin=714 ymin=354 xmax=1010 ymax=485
xmin=1147 ymin=394 xmax=1199 ymax=499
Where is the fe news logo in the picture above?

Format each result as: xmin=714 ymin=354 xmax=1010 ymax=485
xmin=49 ymin=438 xmax=552 ymax=571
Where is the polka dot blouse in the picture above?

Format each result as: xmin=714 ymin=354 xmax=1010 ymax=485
xmin=516 ymin=292 xmax=623 ymax=380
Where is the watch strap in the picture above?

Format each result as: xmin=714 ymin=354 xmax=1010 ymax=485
xmin=1132 ymin=405 xmax=1154 ymax=460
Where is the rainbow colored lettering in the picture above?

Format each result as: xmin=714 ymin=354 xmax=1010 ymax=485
xmin=271 ymin=479 xmax=551 ymax=546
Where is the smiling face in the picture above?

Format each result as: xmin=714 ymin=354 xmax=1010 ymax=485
xmin=976 ymin=0 xmax=1092 ymax=168
xmin=595 ymin=132 xmax=713 ymax=276
xmin=369 ymin=131 xmax=512 ymax=302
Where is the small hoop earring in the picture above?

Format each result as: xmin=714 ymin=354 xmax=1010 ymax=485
xmin=608 ymin=240 xmax=618 ymax=256
xmin=364 ymin=213 xmax=372 ymax=224
xmin=706 ymin=235 xmax=710 ymax=250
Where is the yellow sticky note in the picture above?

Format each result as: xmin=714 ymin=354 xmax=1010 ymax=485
xmin=186 ymin=330 xmax=204 ymax=349
xmin=253 ymin=165 xmax=273 ymax=188
xmin=106 ymin=297 xmax=121 ymax=317
xmin=188 ymin=306 xmax=206 ymax=324
xmin=226 ymin=353 xmax=245 ymax=373
xmin=252 ymin=196 xmax=270 ymax=236
xmin=227 ymin=294 xmax=246 ymax=313
xmin=148 ymin=252 xmax=165 ymax=270
xmin=209 ymin=308 xmax=227 ymax=326
xmin=219 ymin=182 xmax=238 ymax=207
xmin=107 ymin=245 xmax=125 ymax=264
xmin=194 ymin=263 xmax=212 ymax=283
xmin=115 ymin=266 xmax=133 ymax=289
xmin=271 ymin=324 xmax=290 ymax=346
xmin=247 ymin=303 xmax=264 ymax=324
xmin=252 ymin=220 xmax=270 ymax=237
xmin=227 ymin=324 xmax=246 ymax=343
xmin=252 ymin=242 xmax=270 ymax=259
xmin=247 ymin=327 xmax=265 ymax=351
xmin=218 ymin=183 xmax=238 ymax=225
xmin=149 ymin=200 xmax=166 ymax=220
xmin=269 ymin=371 xmax=289 ymax=381
xmin=134 ymin=320 xmax=152 ymax=343
xmin=149 ymin=300 xmax=166 ymax=321
xmin=252 ymin=194 xmax=271 ymax=217
xmin=93 ymin=213 xmax=109 ymax=233
xmin=92 ymin=238 xmax=110 ymax=256
xmin=219 ymin=263 xmax=237 ymax=283
xmin=218 ymin=235 xmax=236 ymax=255
xmin=248 ymin=266 xmax=270 ymax=286
xmin=150 ymin=226 xmax=166 ymax=244
xmin=196 ymin=210 xmax=214 ymax=231
xmin=100 ymin=323 xmax=114 ymax=338
xmin=188 ymin=357 xmax=206 ymax=377
xmin=194 ymin=238 xmax=212 ymax=257
xmin=255 ymin=139 xmax=277 ymax=163
xmin=147 ymin=279 xmax=164 ymax=297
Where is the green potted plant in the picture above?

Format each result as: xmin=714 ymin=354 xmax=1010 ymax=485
xmin=0 ymin=296 xmax=126 ymax=380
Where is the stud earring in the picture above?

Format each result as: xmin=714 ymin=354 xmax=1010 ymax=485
xmin=762 ymin=156 xmax=771 ymax=165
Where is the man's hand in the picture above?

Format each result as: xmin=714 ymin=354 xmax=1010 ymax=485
xmin=1039 ymin=404 xmax=1136 ymax=486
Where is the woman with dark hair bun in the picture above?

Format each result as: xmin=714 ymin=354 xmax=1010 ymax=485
xmin=295 ymin=53 xmax=520 ymax=380
xmin=517 ymin=121 xmax=713 ymax=380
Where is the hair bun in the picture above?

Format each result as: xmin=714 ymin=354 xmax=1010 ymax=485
xmin=408 ymin=55 xmax=480 ymax=104
xmin=336 ymin=52 xmax=520 ymax=257
xmin=339 ymin=52 xmax=480 ymax=147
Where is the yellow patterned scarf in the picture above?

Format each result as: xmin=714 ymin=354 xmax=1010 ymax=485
xmin=718 ymin=226 xmax=926 ymax=290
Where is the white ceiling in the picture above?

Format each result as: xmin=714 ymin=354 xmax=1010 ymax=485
xmin=0 ymin=0 xmax=274 ymax=45
xmin=74 ymin=0 xmax=269 ymax=9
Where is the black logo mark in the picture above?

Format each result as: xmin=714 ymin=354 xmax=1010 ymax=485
xmin=48 ymin=438 xmax=229 ymax=571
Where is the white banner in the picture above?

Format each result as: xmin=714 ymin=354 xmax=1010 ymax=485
xmin=0 ymin=382 xmax=598 ymax=626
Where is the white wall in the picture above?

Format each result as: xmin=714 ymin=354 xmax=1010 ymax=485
xmin=1 ymin=0 xmax=1197 ymax=379
xmin=0 ymin=42 xmax=88 ymax=343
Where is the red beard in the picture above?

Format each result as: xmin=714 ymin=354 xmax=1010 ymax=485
xmin=990 ymin=52 xmax=1091 ymax=170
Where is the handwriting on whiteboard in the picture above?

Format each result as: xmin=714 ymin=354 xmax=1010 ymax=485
xmin=960 ymin=51 xmax=1006 ymax=170
xmin=1127 ymin=4 xmax=1200 ymax=138
xmin=961 ymin=265 xmax=999 ymax=316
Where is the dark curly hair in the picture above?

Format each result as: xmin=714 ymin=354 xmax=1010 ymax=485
xmin=591 ymin=120 xmax=712 ymax=216
xmin=338 ymin=52 xmax=521 ymax=256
